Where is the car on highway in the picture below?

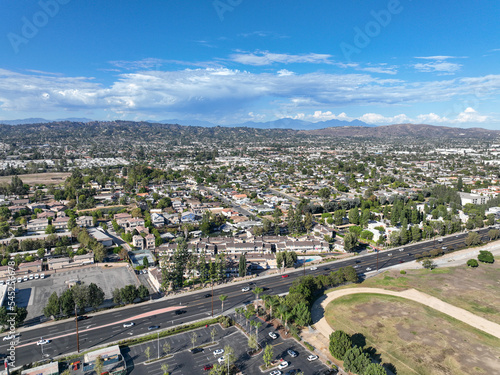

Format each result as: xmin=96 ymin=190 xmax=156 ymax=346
xmin=353 ymin=265 xmax=360 ymax=269
xmin=281 ymin=274 xmax=289 ymax=278
xmin=269 ymin=371 xmax=282 ymax=375
xmin=74 ymin=315 xmax=89 ymax=322
xmin=213 ymin=349 xmax=224 ymax=356
xmin=123 ymin=322 xmax=135 ymax=327
xmin=148 ymin=325 xmax=160 ymax=330
xmin=37 ymin=339 xmax=50 ymax=345
xmin=175 ymin=310 xmax=186 ymax=315
xmin=355 ymin=260 xmax=361 ymax=263
xmin=204 ymin=293 xmax=212 ymax=298
xmin=310 ymin=267 xmax=317 ymax=270
xmin=241 ymin=287 xmax=250 ymax=292
xmin=287 ymin=349 xmax=298 ymax=357
xmin=399 ymin=260 xmax=404 ymax=263
xmin=191 ymin=347 xmax=204 ymax=354
xmin=203 ymin=364 xmax=213 ymax=371
xmin=366 ymin=267 xmax=372 ymax=271
xmin=399 ymin=248 xmax=404 ymax=252
xmin=278 ymin=361 xmax=289 ymax=369
xmin=307 ymin=354 xmax=318 ymax=361
xmin=387 ymin=253 xmax=392 ymax=256
xmin=3 ymin=334 xmax=18 ymax=341
xmin=442 ymin=246 xmax=447 ymax=250
xmin=269 ymin=332 xmax=278 ymax=339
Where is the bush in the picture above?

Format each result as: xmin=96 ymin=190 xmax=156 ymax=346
xmin=400 ymin=270 xmax=406 ymax=274
xmin=304 ymin=341 xmax=314 ymax=351
xmin=467 ymin=259 xmax=479 ymax=268
xmin=478 ymin=250 xmax=494 ymax=264
xmin=329 ymin=330 xmax=352 ymax=360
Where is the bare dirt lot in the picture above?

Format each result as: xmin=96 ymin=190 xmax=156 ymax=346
xmin=325 ymin=293 xmax=500 ymax=375
xmin=0 ymin=172 xmax=70 ymax=186
xmin=355 ymin=258 xmax=500 ymax=325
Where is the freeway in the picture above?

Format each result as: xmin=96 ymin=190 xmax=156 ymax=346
xmin=5 ymin=227 xmax=493 ymax=366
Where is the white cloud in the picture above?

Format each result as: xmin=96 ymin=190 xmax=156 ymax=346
xmin=229 ymin=51 xmax=333 ymax=66
xmin=414 ymin=61 xmax=462 ymax=74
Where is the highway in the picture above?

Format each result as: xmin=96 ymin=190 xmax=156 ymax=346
xmin=4 ymin=227 xmax=493 ymax=366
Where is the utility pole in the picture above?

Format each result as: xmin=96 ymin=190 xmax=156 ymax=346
xmin=75 ymin=305 xmax=80 ymax=353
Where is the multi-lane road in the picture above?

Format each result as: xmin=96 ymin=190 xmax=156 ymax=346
xmin=4 ymin=228 xmax=493 ymax=366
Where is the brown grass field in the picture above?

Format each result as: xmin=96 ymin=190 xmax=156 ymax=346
xmin=0 ymin=172 xmax=70 ymax=186
xmin=325 ymin=293 xmax=500 ymax=375
xmin=325 ymin=258 xmax=500 ymax=374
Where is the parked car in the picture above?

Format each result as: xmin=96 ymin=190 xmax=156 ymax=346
xmin=34 ymin=274 xmax=39 ymax=279
xmin=269 ymin=332 xmax=278 ymax=339
xmin=287 ymin=349 xmax=298 ymax=357
xmin=307 ymin=354 xmax=318 ymax=361
xmin=217 ymin=356 xmax=225 ymax=363
xmin=40 ymin=273 xmax=45 ymax=279
xmin=203 ymin=364 xmax=213 ymax=371
xmin=269 ymin=371 xmax=282 ymax=375
xmin=213 ymin=349 xmax=224 ymax=356
xmin=17 ymin=277 xmax=22 ymax=283
xmin=191 ymin=347 xmax=204 ymax=354
xmin=123 ymin=322 xmax=135 ymax=327
xmin=278 ymin=361 xmax=289 ymax=370
xmin=29 ymin=275 xmax=34 ymax=280
xmin=23 ymin=276 xmax=28 ymax=282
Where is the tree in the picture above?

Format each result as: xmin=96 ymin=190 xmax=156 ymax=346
xmin=293 ymin=302 xmax=311 ymax=326
xmin=219 ymin=294 xmax=228 ymax=314
xmin=37 ymin=248 xmax=45 ymax=259
xmin=45 ymin=224 xmax=55 ymax=234
xmin=488 ymin=229 xmax=500 ymax=240
xmin=163 ymin=341 xmax=171 ymax=356
xmin=253 ymin=287 xmax=263 ymax=301
xmin=190 ymin=331 xmax=198 ymax=348
xmin=144 ymin=346 xmax=151 ymax=361
xmin=238 ymin=253 xmax=247 ymax=277
xmin=143 ymin=256 xmax=149 ymax=268
xmin=93 ymin=243 xmax=107 ymax=263
xmin=138 ymin=284 xmax=150 ymax=300
xmin=421 ymin=258 xmax=436 ymax=270
xmin=467 ymin=259 xmax=479 ymax=268
xmin=478 ymin=250 xmax=494 ymax=263
xmin=112 ymin=288 xmax=122 ymax=304
xmin=211 ymin=327 xmax=217 ymax=343
xmin=44 ymin=292 xmax=60 ymax=317
xmin=329 ymin=330 xmax=352 ymax=360
xmin=161 ymin=363 xmax=170 ymax=375
xmin=0 ymin=306 xmax=27 ymax=328
xmin=88 ymin=283 xmax=105 ymax=309
xmin=343 ymin=346 xmax=371 ymax=374
xmin=364 ymin=362 xmax=387 ymax=375
xmin=60 ymin=288 xmax=75 ymax=316
xmin=263 ymin=343 xmax=274 ymax=367
xmin=94 ymin=356 xmax=104 ymax=375
xmin=349 ymin=208 xmax=359 ymax=225
xmin=344 ymin=232 xmax=358 ymax=252
xmin=465 ymin=232 xmax=481 ymax=246
xmin=248 ymin=333 xmax=258 ymax=351
xmin=223 ymin=344 xmax=235 ymax=374
xmin=72 ymin=283 xmax=90 ymax=311
xmin=121 ymin=285 xmax=138 ymax=304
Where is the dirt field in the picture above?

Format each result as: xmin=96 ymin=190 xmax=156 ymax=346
xmin=325 ymin=293 xmax=500 ymax=375
xmin=352 ymin=258 xmax=500 ymax=325
xmin=0 ymin=172 xmax=70 ymax=186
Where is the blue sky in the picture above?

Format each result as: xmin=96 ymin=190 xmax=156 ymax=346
xmin=1 ymin=0 xmax=500 ymax=128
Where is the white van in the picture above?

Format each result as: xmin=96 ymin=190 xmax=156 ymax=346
xmin=40 ymin=273 xmax=45 ymax=279
xmin=23 ymin=276 xmax=28 ymax=282
xmin=34 ymin=274 xmax=40 ymax=279
xmin=17 ymin=277 xmax=22 ymax=283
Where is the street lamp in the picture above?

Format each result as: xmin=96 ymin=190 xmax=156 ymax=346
xmin=74 ymin=304 xmax=80 ymax=353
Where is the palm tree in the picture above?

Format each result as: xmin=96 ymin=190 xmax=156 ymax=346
xmin=219 ymin=294 xmax=228 ymax=314
xmin=255 ymin=321 xmax=262 ymax=344
xmin=235 ymin=307 xmax=244 ymax=325
xmin=252 ymin=287 xmax=263 ymax=301
xmin=277 ymin=305 xmax=289 ymax=326
xmin=269 ymin=296 xmax=281 ymax=319
xmin=244 ymin=310 xmax=253 ymax=331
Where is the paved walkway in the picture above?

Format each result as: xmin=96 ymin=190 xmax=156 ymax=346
xmin=313 ymin=287 xmax=500 ymax=340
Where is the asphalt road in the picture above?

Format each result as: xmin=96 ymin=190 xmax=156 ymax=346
xmin=5 ymin=227 xmax=493 ymax=366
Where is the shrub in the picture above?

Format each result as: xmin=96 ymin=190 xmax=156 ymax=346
xmin=467 ymin=259 xmax=479 ymax=268
xmin=304 ymin=341 xmax=314 ymax=351
xmin=478 ymin=250 xmax=494 ymax=264
xmin=400 ymin=270 xmax=406 ymax=274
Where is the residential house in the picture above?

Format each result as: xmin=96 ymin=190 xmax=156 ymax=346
xmin=76 ymin=215 xmax=93 ymax=227
xmin=53 ymin=216 xmax=70 ymax=230
xmin=48 ymin=257 xmax=71 ymax=270
xmin=27 ymin=218 xmax=49 ymax=232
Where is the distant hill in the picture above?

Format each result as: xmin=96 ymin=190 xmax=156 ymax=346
xmin=0 ymin=117 xmax=94 ymax=125
xmin=303 ymin=123 xmax=500 ymax=138
xmin=158 ymin=117 xmax=371 ymax=130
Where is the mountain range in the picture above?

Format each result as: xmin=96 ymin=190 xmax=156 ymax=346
xmin=0 ymin=117 xmax=370 ymax=130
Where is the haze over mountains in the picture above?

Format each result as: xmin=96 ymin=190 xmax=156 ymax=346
xmin=0 ymin=117 xmax=371 ymax=130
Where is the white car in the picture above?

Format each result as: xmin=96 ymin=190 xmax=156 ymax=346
xmin=366 ymin=267 xmax=372 ymax=271
xmin=307 ymin=354 xmax=318 ymax=361
xmin=269 ymin=371 xmax=282 ymax=375
xmin=213 ymin=349 xmax=224 ymax=356
xmin=241 ymin=287 xmax=250 ymax=292
xmin=123 ymin=322 xmax=135 ymax=328
xmin=277 ymin=361 xmax=289 ymax=369
xmin=310 ymin=267 xmax=318 ymax=270
xmin=399 ymin=248 xmax=404 ymax=252
xmin=37 ymin=339 xmax=49 ymax=345
xmin=387 ymin=253 xmax=392 ymax=257
xmin=268 ymin=332 xmax=278 ymax=339
xmin=353 ymin=265 xmax=359 ymax=269
xmin=218 ymin=356 xmax=225 ymax=364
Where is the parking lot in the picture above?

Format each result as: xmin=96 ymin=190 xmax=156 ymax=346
xmin=123 ymin=316 xmax=331 ymax=375
xmin=17 ymin=265 xmax=139 ymax=324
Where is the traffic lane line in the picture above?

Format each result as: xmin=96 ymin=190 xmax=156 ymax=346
xmin=17 ymin=305 xmax=187 ymax=348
